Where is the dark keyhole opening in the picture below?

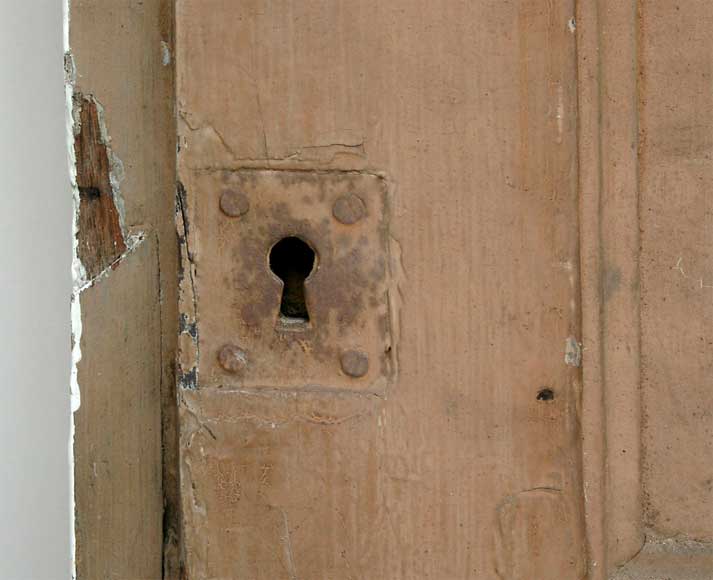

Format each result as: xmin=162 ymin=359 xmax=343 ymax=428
xmin=269 ymin=236 xmax=316 ymax=323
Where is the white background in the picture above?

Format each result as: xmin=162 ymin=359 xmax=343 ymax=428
xmin=0 ymin=1 xmax=72 ymax=578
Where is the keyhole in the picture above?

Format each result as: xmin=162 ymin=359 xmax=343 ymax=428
xmin=269 ymin=236 xmax=316 ymax=323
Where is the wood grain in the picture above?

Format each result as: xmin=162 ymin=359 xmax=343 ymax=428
xmin=70 ymin=0 xmax=180 ymax=576
xmin=66 ymin=1 xmax=713 ymax=576
xmin=74 ymin=238 xmax=162 ymax=579
xmin=74 ymin=94 xmax=127 ymax=280
xmin=177 ymin=1 xmax=585 ymax=577
xmin=639 ymin=0 xmax=713 ymax=542
xmin=580 ymin=0 xmax=644 ymax=570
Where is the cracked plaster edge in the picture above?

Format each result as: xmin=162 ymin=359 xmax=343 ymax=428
xmin=63 ymin=0 xmax=79 ymax=575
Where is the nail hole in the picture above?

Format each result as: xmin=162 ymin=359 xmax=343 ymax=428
xmin=269 ymin=236 xmax=316 ymax=323
xmin=536 ymin=388 xmax=555 ymax=401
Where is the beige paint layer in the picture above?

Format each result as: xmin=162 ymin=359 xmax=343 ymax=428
xmin=66 ymin=0 xmax=713 ymax=577
xmin=176 ymin=1 xmax=585 ymax=578
xmin=70 ymin=0 xmax=179 ymax=576
xmin=639 ymin=0 xmax=713 ymax=541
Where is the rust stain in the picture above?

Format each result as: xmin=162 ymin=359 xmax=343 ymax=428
xmin=74 ymin=94 xmax=126 ymax=279
xmin=180 ymin=168 xmax=394 ymax=392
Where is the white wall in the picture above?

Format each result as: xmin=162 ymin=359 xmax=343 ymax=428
xmin=0 ymin=2 xmax=72 ymax=578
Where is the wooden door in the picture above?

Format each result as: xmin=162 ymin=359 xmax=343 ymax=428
xmin=69 ymin=1 xmax=713 ymax=579
xmin=174 ymin=2 xmax=584 ymax=578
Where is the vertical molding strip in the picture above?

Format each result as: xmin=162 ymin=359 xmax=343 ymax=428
xmin=579 ymin=0 xmax=644 ymax=576
xmin=598 ymin=0 xmax=644 ymax=569
xmin=577 ymin=0 xmax=607 ymax=576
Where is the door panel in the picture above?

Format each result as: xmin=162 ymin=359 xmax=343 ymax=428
xmin=67 ymin=0 xmax=713 ymax=577
xmin=175 ymin=1 xmax=584 ymax=578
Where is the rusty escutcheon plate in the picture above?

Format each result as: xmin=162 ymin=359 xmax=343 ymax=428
xmin=187 ymin=169 xmax=393 ymax=392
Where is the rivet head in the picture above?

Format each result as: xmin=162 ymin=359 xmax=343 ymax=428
xmin=340 ymin=349 xmax=369 ymax=378
xmin=218 ymin=344 xmax=248 ymax=374
xmin=332 ymin=193 xmax=366 ymax=225
xmin=220 ymin=189 xmax=250 ymax=218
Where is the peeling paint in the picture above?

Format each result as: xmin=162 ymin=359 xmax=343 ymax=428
xmin=160 ymin=40 xmax=172 ymax=67
xmin=64 ymin=50 xmax=76 ymax=86
xmin=73 ymin=93 xmax=128 ymax=280
xmin=565 ymin=336 xmax=583 ymax=367
xmin=73 ymin=233 xmax=146 ymax=292
xmin=65 ymin=14 xmax=136 ymax=578
xmin=176 ymin=182 xmax=199 ymax=390
xmin=555 ymin=84 xmax=565 ymax=143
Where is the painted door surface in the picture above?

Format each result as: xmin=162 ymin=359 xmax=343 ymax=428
xmin=175 ymin=2 xmax=584 ymax=578
xmin=69 ymin=0 xmax=713 ymax=578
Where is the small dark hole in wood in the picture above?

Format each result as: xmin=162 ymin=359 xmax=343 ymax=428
xmin=536 ymin=388 xmax=555 ymax=401
xmin=269 ymin=236 xmax=315 ymax=322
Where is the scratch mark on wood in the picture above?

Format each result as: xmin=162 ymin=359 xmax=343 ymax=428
xmin=281 ymin=509 xmax=298 ymax=580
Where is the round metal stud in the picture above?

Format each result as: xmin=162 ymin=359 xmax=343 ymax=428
xmin=332 ymin=193 xmax=366 ymax=225
xmin=218 ymin=344 xmax=248 ymax=374
xmin=340 ymin=349 xmax=369 ymax=378
xmin=220 ymin=189 xmax=250 ymax=218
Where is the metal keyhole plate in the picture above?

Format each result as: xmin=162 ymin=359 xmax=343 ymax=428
xmin=181 ymin=169 xmax=394 ymax=392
